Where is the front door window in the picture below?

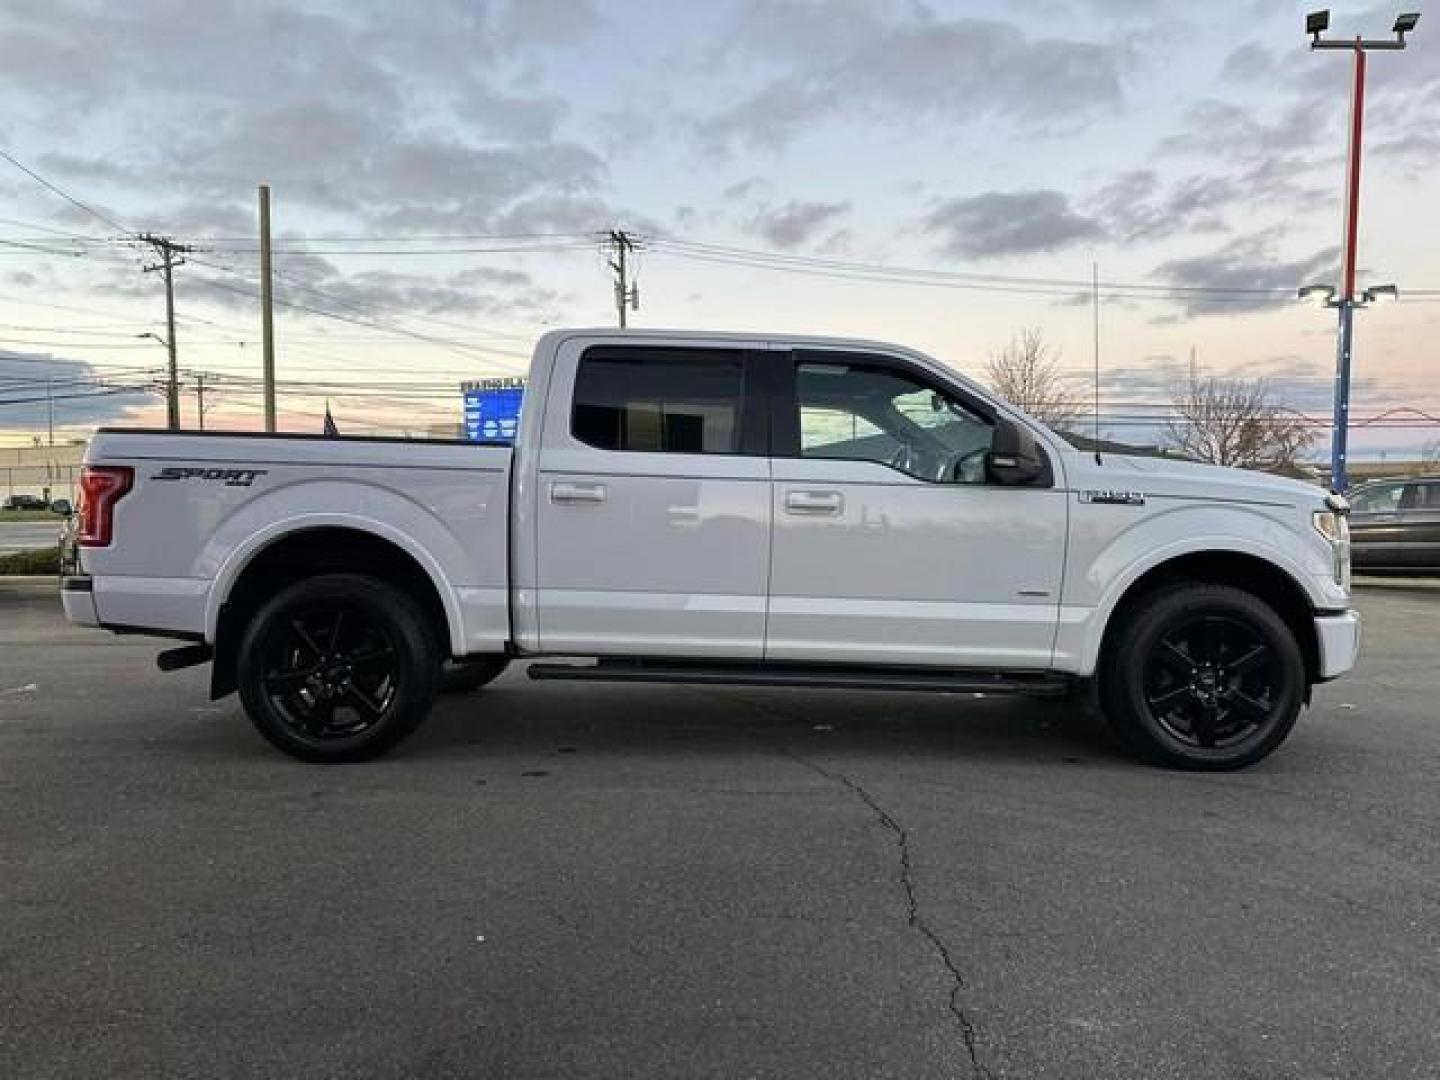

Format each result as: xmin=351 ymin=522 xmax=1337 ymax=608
xmin=795 ymin=362 xmax=995 ymax=483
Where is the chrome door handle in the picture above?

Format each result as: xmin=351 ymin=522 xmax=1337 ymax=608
xmin=550 ymin=481 xmax=607 ymax=504
xmin=785 ymin=490 xmax=843 ymax=515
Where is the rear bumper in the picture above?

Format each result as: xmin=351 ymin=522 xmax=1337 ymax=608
xmin=60 ymin=575 xmax=99 ymax=626
xmin=1315 ymin=609 xmax=1362 ymax=680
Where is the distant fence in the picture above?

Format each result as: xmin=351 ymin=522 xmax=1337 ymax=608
xmin=3 ymin=463 xmax=80 ymax=502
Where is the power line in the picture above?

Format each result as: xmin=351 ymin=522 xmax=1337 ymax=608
xmin=0 ymin=216 xmax=112 ymax=241
xmin=645 ymin=237 xmax=1294 ymax=296
xmin=0 ymin=148 xmax=133 ymax=236
xmin=0 ymin=386 xmax=157 ymax=408
xmin=0 ymin=238 xmax=90 ymax=258
xmin=186 ymin=256 xmax=529 ymax=367
xmin=186 ymin=230 xmax=596 ymax=244
xmin=200 ymin=242 xmax=596 ymax=256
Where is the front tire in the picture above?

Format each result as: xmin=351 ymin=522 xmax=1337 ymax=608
xmin=237 ymin=573 xmax=440 ymax=762
xmin=1100 ymin=584 xmax=1306 ymax=771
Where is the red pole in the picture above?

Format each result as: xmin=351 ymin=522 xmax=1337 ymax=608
xmin=1340 ymin=44 xmax=1366 ymax=301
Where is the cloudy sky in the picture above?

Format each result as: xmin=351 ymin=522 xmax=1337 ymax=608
xmin=0 ymin=0 xmax=1436 ymax=456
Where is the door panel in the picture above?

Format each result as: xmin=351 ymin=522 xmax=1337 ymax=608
xmin=765 ymin=346 xmax=1068 ymax=669
xmin=1349 ymin=483 xmax=1406 ymax=568
xmin=1350 ymin=511 xmax=1406 ymax=567
xmin=537 ymin=454 xmax=771 ymax=656
xmin=767 ymin=457 xmax=1066 ymax=667
xmin=533 ymin=343 xmax=772 ymax=658
xmin=1398 ymin=483 xmax=1440 ymax=569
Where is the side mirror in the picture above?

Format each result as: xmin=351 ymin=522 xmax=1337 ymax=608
xmin=986 ymin=417 xmax=1046 ymax=486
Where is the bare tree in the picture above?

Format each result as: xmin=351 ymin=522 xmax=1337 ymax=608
xmin=985 ymin=328 xmax=1081 ymax=432
xmin=1421 ymin=439 xmax=1440 ymax=469
xmin=1164 ymin=376 xmax=1314 ymax=471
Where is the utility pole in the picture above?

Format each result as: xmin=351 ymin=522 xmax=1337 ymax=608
xmin=46 ymin=374 xmax=54 ymax=447
xmin=1302 ymin=9 xmax=1419 ymax=492
xmin=607 ymin=230 xmax=639 ymax=328
xmin=259 ymin=184 xmax=277 ymax=432
xmin=195 ymin=372 xmax=207 ymax=431
xmin=140 ymin=234 xmax=192 ymax=431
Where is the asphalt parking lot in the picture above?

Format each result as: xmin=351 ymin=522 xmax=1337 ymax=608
xmin=2 ymin=580 xmax=1438 ymax=1080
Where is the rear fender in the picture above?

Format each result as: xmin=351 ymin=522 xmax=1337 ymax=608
xmin=201 ymin=483 xmax=469 ymax=654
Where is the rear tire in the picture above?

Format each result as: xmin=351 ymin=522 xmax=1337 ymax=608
xmin=237 ymin=573 xmax=440 ymax=762
xmin=440 ymin=657 xmax=509 ymax=694
xmin=1099 ymin=583 xmax=1306 ymax=771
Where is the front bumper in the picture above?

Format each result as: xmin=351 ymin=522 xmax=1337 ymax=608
xmin=1314 ymin=609 xmax=1362 ymax=680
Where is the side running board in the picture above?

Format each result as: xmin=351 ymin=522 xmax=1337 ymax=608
xmin=526 ymin=658 xmax=1072 ymax=697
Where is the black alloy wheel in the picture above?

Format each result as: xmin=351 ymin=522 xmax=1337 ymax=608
xmin=238 ymin=574 xmax=439 ymax=762
xmin=1101 ymin=583 xmax=1306 ymax=770
xmin=1142 ymin=614 xmax=1283 ymax=750
xmin=259 ymin=605 xmax=400 ymax=741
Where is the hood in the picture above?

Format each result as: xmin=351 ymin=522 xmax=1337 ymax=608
xmin=1061 ymin=451 xmax=1327 ymax=507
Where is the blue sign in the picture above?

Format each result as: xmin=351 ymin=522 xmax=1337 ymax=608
xmin=462 ymin=379 xmax=525 ymax=443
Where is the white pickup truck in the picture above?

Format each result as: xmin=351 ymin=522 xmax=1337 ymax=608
xmin=60 ymin=328 xmax=1359 ymax=769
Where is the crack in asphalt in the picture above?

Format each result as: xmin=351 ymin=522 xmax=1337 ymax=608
xmin=777 ymin=745 xmax=991 ymax=1080
xmin=703 ymin=688 xmax=992 ymax=1080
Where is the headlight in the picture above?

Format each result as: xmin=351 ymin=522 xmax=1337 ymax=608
xmin=1312 ymin=510 xmax=1348 ymax=544
xmin=1313 ymin=509 xmax=1351 ymax=588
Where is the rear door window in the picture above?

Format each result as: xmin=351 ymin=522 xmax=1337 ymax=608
xmin=572 ymin=347 xmax=750 ymax=455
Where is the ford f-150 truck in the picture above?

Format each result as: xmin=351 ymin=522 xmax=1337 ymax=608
xmin=60 ymin=328 xmax=1359 ymax=769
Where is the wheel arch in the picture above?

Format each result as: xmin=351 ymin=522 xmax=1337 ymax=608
xmin=1095 ymin=550 xmax=1321 ymax=686
xmin=209 ymin=524 xmax=456 ymax=699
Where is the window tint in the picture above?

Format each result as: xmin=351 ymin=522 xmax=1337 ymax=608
xmin=572 ymin=348 xmax=745 ymax=454
xmin=794 ymin=361 xmax=994 ymax=483
xmin=1352 ymin=484 xmax=1403 ymax=513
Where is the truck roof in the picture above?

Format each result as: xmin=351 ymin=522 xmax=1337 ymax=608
xmin=539 ymin=326 xmax=932 ymax=357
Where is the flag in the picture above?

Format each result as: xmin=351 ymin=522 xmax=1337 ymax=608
xmin=323 ymin=401 xmax=339 ymax=437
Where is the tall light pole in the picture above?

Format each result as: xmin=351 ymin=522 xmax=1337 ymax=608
xmin=1303 ymin=9 xmax=1419 ymax=493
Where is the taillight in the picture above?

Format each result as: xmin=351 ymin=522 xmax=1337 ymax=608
xmin=77 ymin=465 xmax=133 ymax=547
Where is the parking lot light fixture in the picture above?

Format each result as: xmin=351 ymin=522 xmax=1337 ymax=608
xmin=1299 ymin=284 xmax=1338 ymax=306
xmin=1303 ymin=10 xmax=1418 ymax=493
xmin=1362 ymin=284 xmax=1398 ymax=303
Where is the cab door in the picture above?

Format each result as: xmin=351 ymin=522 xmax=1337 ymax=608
xmin=764 ymin=351 xmax=1067 ymax=669
xmin=531 ymin=340 xmax=772 ymax=658
xmin=1397 ymin=481 xmax=1440 ymax=570
xmin=1349 ymin=482 xmax=1406 ymax=569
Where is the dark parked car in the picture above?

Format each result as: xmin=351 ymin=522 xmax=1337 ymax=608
xmin=2 ymin=494 xmax=49 ymax=511
xmin=1349 ymin=476 xmax=1440 ymax=572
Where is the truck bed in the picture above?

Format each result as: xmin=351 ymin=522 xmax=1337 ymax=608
xmin=69 ymin=430 xmax=513 ymax=656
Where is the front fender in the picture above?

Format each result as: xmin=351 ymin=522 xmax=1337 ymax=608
xmin=1057 ymin=500 xmax=1331 ymax=676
